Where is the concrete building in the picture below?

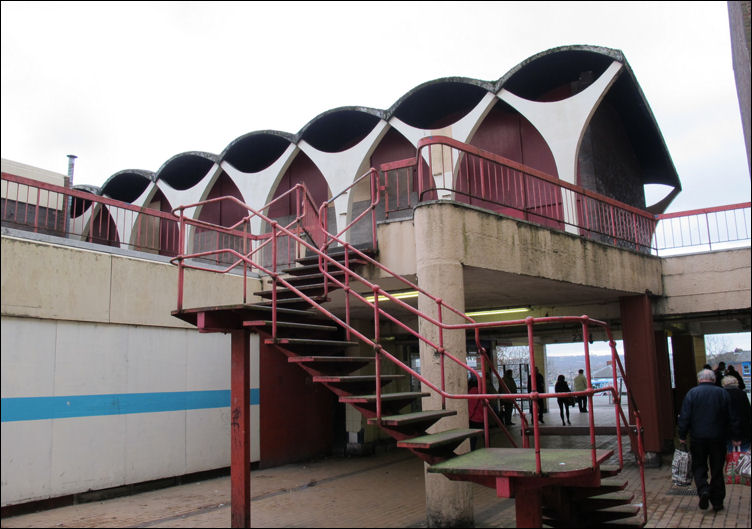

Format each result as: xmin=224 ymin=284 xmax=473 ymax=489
xmin=2 ymin=45 xmax=750 ymax=526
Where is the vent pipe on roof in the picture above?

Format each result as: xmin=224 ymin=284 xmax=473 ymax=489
xmin=65 ymin=154 xmax=77 ymax=237
xmin=66 ymin=154 xmax=77 ymax=186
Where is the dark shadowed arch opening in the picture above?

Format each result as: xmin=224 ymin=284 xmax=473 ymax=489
xmin=299 ymin=109 xmax=381 ymax=153
xmin=222 ymin=132 xmax=292 ymax=173
xmin=158 ymin=153 xmax=216 ymax=191
xmin=392 ymin=81 xmax=488 ymax=129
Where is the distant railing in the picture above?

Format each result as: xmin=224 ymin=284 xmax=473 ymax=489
xmin=3 ymin=166 xmax=750 ymax=261
xmin=652 ymin=203 xmax=751 ymax=255
xmin=1 ymin=172 xmax=181 ymax=256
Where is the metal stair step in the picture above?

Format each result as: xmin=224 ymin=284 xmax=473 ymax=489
xmin=580 ymin=505 xmax=641 ymax=523
xmin=568 ymin=477 xmax=628 ymax=499
xmin=600 ymin=465 xmax=621 ymax=477
xmin=339 ymin=391 xmax=429 ymax=404
xmin=256 ymin=282 xmax=329 ymax=299
xmin=398 ymin=428 xmax=483 ymax=449
xmin=367 ymin=409 xmax=456 ymax=427
xmin=312 ymin=374 xmax=404 ymax=384
xmin=295 ymin=246 xmax=376 ymax=267
xmin=244 ymin=320 xmax=339 ymax=333
xmin=253 ymin=297 xmax=324 ymax=309
xmin=284 ymin=270 xmax=346 ymax=285
xmin=265 ymin=338 xmax=359 ymax=349
xmin=578 ymin=491 xmax=635 ymax=511
xmin=288 ymin=356 xmax=374 ymax=375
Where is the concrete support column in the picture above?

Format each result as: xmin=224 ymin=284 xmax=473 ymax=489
xmin=414 ymin=204 xmax=473 ymax=527
xmin=653 ymin=330 xmax=675 ymax=452
xmin=671 ymin=333 xmax=701 ymax=418
xmin=693 ymin=336 xmax=707 ymax=372
xmin=533 ymin=342 xmax=548 ymax=412
xmin=619 ymin=295 xmax=673 ymax=464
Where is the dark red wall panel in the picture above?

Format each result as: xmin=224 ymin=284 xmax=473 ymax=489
xmin=258 ymin=341 xmax=335 ymax=468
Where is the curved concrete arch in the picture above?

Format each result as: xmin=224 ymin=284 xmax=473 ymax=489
xmin=298 ymin=119 xmax=389 ymax=235
xmin=155 ymin=151 xmax=219 ymax=191
xmin=220 ymin=130 xmax=295 ymax=174
xmin=222 ymin=143 xmax=299 ymax=235
xmin=387 ymin=77 xmax=494 ymax=129
xmin=101 ymin=170 xmax=156 ymax=207
xmin=498 ymin=60 xmax=622 ymax=233
xmin=296 ymin=106 xmax=385 ymax=154
xmin=498 ymin=60 xmax=623 ymax=185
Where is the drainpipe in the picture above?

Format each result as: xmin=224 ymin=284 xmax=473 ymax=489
xmin=65 ymin=154 xmax=77 ymax=237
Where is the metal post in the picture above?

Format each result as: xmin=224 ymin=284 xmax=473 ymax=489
xmin=230 ymin=329 xmax=251 ymax=528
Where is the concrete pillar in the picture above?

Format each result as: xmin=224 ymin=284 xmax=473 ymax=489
xmin=619 ymin=294 xmax=673 ymax=464
xmin=693 ymin=335 xmax=707 ymax=371
xmin=671 ymin=333 xmax=700 ymax=420
xmin=653 ymin=331 xmax=676 ymax=452
xmin=533 ymin=342 xmax=548 ymax=412
xmin=414 ymin=203 xmax=474 ymax=527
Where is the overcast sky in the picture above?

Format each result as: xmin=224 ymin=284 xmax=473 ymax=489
xmin=2 ymin=1 xmax=750 ymax=213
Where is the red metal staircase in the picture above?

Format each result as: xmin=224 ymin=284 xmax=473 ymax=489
xmin=169 ymin=178 xmax=648 ymax=528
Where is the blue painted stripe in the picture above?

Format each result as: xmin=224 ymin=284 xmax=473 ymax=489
xmin=1 ymin=389 xmax=260 ymax=422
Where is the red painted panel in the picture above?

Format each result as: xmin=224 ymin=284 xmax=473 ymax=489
xmin=201 ymin=172 xmax=245 ymax=227
xmin=461 ymin=101 xmax=561 ymax=228
xmin=371 ymin=128 xmax=417 ymax=168
xmin=371 ymin=128 xmax=435 ymax=202
xmin=268 ymin=153 xmax=329 ymax=220
xmin=258 ymin=341 xmax=335 ymax=468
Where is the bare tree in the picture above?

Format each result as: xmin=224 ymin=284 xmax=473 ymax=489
xmin=496 ymin=345 xmax=529 ymax=366
xmin=705 ymin=334 xmax=732 ymax=365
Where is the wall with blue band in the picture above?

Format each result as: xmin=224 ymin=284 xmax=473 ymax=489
xmin=1 ymin=389 xmax=260 ymax=422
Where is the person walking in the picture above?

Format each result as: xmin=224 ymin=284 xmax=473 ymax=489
xmin=678 ymin=369 xmax=741 ymax=512
xmin=501 ymin=369 xmax=518 ymax=426
xmin=722 ymin=375 xmax=751 ymax=451
xmin=714 ymin=361 xmax=726 ymax=386
xmin=554 ymin=374 xmax=572 ymax=426
xmin=725 ymin=365 xmax=746 ymax=391
xmin=573 ymin=368 xmax=588 ymax=412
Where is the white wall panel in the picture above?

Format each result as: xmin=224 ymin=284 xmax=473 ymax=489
xmin=0 ymin=317 xmax=55 ymax=397
xmin=53 ymin=323 xmax=129 ymax=396
xmin=185 ymin=407 xmax=231 ymax=473
xmin=125 ymin=411 xmax=187 ymax=483
xmin=50 ymin=415 xmax=127 ymax=496
xmin=126 ymin=326 xmax=189 ymax=394
xmin=0 ymin=420 xmax=53 ymax=504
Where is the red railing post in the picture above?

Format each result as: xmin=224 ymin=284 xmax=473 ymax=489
xmin=271 ymin=221 xmax=278 ymax=339
xmin=176 ymin=209 xmax=186 ymax=312
xmin=437 ymin=298 xmax=446 ymax=410
xmin=526 ymin=317 xmax=542 ymax=475
xmin=581 ymin=318 xmax=597 ymax=468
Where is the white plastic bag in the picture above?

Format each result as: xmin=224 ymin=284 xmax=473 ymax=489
xmin=671 ymin=446 xmax=692 ymax=487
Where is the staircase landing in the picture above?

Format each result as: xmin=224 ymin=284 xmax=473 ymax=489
xmin=429 ymin=447 xmax=613 ymax=484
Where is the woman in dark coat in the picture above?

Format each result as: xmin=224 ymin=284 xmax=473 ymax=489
xmin=722 ymin=375 xmax=751 ymax=451
xmin=555 ymin=374 xmax=572 ymax=426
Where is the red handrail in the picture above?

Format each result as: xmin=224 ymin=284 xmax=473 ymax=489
xmin=170 ymin=183 xmax=646 ymax=489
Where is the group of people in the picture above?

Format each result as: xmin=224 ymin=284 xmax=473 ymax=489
xmin=466 ymin=359 xmax=750 ymax=515
xmin=677 ymin=363 xmax=750 ymax=513
xmin=469 ymin=367 xmax=591 ymax=430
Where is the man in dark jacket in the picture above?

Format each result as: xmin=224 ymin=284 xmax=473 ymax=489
xmin=678 ymin=369 xmax=741 ymax=512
